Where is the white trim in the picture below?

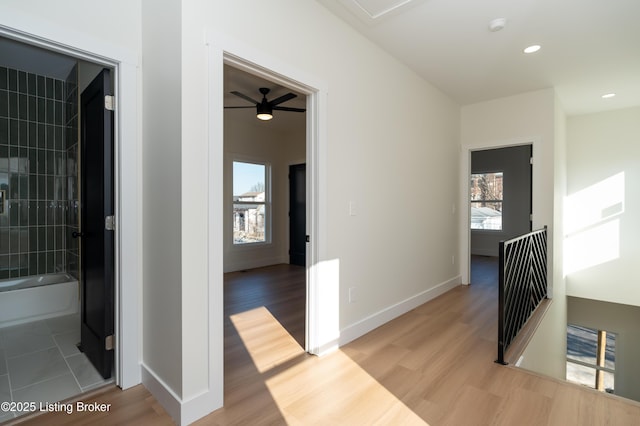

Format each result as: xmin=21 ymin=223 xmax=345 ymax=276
xmin=339 ymin=275 xmax=462 ymax=346
xmin=0 ymin=23 xmax=141 ymax=389
xmin=141 ymin=363 xmax=218 ymax=426
xmin=460 ymin=137 xmax=539 ymax=285
xmin=205 ymin=30 xmax=329 ymax=416
xmin=141 ymin=364 xmax=181 ymax=423
xmin=207 ymin=35 xmax=225 ymax=413
xmin=115 ymin=61 xmax=142 ymax=389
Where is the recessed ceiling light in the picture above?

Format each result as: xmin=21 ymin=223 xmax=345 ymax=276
xmin=602 ymin=93 xmax=616 ymax=99
xmin=523 ymin=45 xmax=541 ymax=54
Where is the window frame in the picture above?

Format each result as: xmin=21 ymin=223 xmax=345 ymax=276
xmin=566 ymin=323 xmax=616 ymax=393
xmin=470 ymin=171 xmax=504 ymax=231
xmin=231 ymin=159 xmax=272 ymax=246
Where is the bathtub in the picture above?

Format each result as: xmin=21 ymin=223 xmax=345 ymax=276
xmin=0 ymin=273 xmax=79 ymax=328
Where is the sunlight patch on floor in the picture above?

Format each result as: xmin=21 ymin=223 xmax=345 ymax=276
xmin=230 ymin=306 xmax=305 ymax=373
xmin=230 ymin=305 xmax=429 ymax=424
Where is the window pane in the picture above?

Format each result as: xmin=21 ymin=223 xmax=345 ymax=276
xmin=233 ymin=203 xmax=265 ymax=244
xmin=233 ymin=161 xmax=265 ymax=196
xmin=566 ymin=362 xmax=596 ymax=388
xmin=566 ymin=362 xmax=615 ymax=393
xmin=603 ymin=371 xmax=615 ymax=394
xmin=470 ymin=172 xmax=503 ymax=201
xmin=471 ymin=202 xmax=502 ymax=230
xmin=567 ymin=324 xmax=597 ymax=365
xmin=470 ymin=172 xmax=503 ymax=230
xmin=233 ymin=161 xmax=266 ymax=244
xmin=605 ymin=332 xmax=616 ymax=370
xmin=566 ymin=324 xmax=615 ymax=393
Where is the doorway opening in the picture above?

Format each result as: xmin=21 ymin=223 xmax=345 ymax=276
xmin=208 ymin=39 xmax=329 ymax=411
xmin=467 ymin=144 xmax=533 ymax=285
xmin=222 ymin=63 xmax=308 ymax=355
xmin=0 ymin=36 xmax=117 ymax=421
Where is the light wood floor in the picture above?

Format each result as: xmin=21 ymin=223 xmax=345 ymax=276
xmin=11 ymin=261 xmax=640 ymax=425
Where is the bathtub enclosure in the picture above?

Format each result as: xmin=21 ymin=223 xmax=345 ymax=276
xmin=0 ymin=274 xmax=78 ymax=328
xmin=0 ymin=62 xmax=80 ymax=327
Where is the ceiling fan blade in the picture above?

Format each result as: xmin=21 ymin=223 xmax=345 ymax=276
xmin=269 ymin=92 xmax=297 ymax=106
xmin=230 ymin=91 xmax=259 ymax=104
xmin=273 ymin=106 xmax=306 ymax=112
xmin=224 ymin=106 xmax=255 ymax=109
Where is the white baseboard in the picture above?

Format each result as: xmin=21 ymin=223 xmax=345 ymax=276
xmin=180 ymin=389 xmax=220 ymax=425
xmin=141 ymin=363 xmax=220 ymax=425
xmin=141 ymin=364 xmax=181 ymax=423
xmin=316 ymin=339 xmax=340 ymax=356
xmin=339 ymin=275 xmax=461 ymax=346
xmin=141 ymin=275 xmax=460 ymax=422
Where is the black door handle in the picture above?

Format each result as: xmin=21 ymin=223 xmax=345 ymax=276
xmin=72 ymin=231 xmax=84 ymax=238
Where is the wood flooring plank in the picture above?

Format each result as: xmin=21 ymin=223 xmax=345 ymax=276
xmin=439 ymin=384 xmax=502 ymax=426
xmin=14 ymin=261 xmax=640 ymax=425
xmin=493 ymin=387 xmax=552 ymax=426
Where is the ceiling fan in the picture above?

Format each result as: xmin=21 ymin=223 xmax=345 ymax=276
xmin=225 ymin=87 xmax=306 ymax=121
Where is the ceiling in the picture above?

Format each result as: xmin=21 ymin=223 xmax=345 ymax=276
xmin=224 ymin=65 xmax=306 ymax=130
xmin=317 ymin=0 xmax=640 ymax=115
xmin=4 ymin=2 xmax=637 ymax=117
xmin=0 ymin=36 xmax=76 ymax=80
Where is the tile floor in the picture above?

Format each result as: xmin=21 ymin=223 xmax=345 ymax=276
xmin=0 ymin=314 xmax=112 ymax=422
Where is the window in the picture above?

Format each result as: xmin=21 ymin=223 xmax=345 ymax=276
xmin=566 ymin=324 xmax=615 ymax=393
xmin=470 ymin=172 xmax=503 ymax=230
xmin=233 ymin=161 xmax=269 ymax=244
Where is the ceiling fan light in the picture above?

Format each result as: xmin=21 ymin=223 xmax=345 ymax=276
xmin=256 ymin=102 xmax=273 ymax=120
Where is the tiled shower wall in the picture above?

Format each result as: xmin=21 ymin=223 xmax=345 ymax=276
xmin=65 ymin=65 xmax=79 ymax=280
xmin=0 ymin=65 xmax=78 ymax=280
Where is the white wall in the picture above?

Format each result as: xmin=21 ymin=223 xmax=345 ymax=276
xmin=223 ymin=112 xmax=305 ymax=272
xmin=199 ymin=0 xmax=460 ymax=326
xmin=178 ymin=5 xmax=211 ymax=412
xmin=460 ymin=89 xmax=557 ymax=286
xmin=2 ymin=2 xmax=459 ymax=423
xmin=461 ymin=89 xmax=556 ymax=239
xmin=141 ymin=0 xmax=182 ymax=398
xmin=516 ymin=94 xmax=568 ymax=379
xmin=565 ymin=107 xmax=640 ymax=307
xmin=568 ymin=296 xmax=640 ymax=402
xmin=461 ymin=89 xmax=568 ymax=379
xmin=0 ymin=0 xmax=140 ymax=53
xmin=179 ymin=0 xmax=460 ymax=420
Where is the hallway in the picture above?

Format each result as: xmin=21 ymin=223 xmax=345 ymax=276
xmin=13 ymin=262 xmax=640 ymax=425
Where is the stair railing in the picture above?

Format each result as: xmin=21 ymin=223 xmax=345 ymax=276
xmin=496 ymin=226 xmax=548 ymax=365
